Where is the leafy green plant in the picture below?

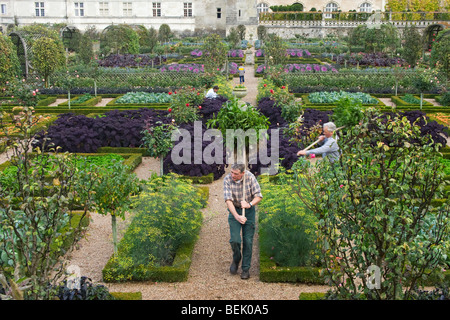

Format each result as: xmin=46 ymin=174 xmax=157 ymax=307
xmin=330 ymin=96 xmax=366 ymax=129
xmin=400 ymin=93 xmax=421 ymax=104
xmin=114 ymin=92 xmax=172 ymax=104
xmin=71 ymin=93 xmax=93 ymax=105
xmin=206 ymin=95 xmax=270 ymax=146
xmin=308 ymin=91 xmax=378 ymax=104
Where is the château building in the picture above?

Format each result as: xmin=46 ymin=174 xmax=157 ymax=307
xmin=0 ymin=0 xmax=387 ymax=36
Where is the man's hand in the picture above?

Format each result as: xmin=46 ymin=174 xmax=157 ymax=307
xmin=240 ymin=200 xmax=251 ymax=209
xmin=235 ymin=214 xmax=247 ymax=224
xmin=297 ymin=150 xmax=306 ymax=156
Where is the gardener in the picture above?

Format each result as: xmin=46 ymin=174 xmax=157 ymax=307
xmin=297 ymin=121 xmax=341 ymax=163
xmin=205 ymin=85 xmax=219 ymax=99
xmin=238 ymin=64 xmax=245 ymax=84
xmin=223 ymin=163 xmax=262 ymax=280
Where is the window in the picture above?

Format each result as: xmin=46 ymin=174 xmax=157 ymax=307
xmin=325 ymin=2 xmax=338 ymax=18
xmin=35 ymin=2 xmax=45 ymax=17
xmin=360 ymin=2 xmax=372 ymax=12
xmin=256 ymin=3 xmax=269 ymax=15
xmin=152 ymin=2 xmax=161 ymax=17
xmin=99 ymin=2 xmax=109 ymax=16
xmin=217 ymin=7 xmax=221 ymax=19
xmin=183 ymin=2 xmax=192 ymax=17
xmin=123 ymin=2 xmax=132 ymax=16
xmin=1 ymin=4 xmax=7 ymax=14
xmin=75 ymin=2 xmax=84 ymax=16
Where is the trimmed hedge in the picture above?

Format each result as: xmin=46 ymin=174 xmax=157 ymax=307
xmin=102 ymin=230 xmax=200 ymax=283
xmin=110 ymin=292 xmax=142 ymax=300
xmin=298 ymin=292 xmax=326 ymax=300
xmin=259 ymin=250 xmax=325 ymax=284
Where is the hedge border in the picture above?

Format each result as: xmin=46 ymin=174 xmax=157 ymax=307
xmin=259 ymin=249 xmax=325 ymax=284
xmin=96 ymin=147 xmax=216 ymax=183
xmin=102 ymin=224 xmax=201 ymax=283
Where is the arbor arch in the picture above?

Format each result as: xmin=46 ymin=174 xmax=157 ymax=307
xmin=424 ymin=24 xmax=446 ymax=51
xmin=8 ymin=31 xmax=32 ymax=77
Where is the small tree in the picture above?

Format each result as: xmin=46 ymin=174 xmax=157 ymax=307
xmin=227 ymin=27 xmax=240 ymax=49
xmin=92 ymin=160 xmax=139 ymax=254
xmin=263 ymin=34 xmax=288 ymax=66
xmin=141 ymin=120 xmax=178 ymax=176
xmin=236 ymin=25 xmax=246 ymax=40
xmin=293 ymin=109 xmax=450 ymax=300
xmin=412 ymin=68 xmax=436 ymax=109
xmin=77 ymin=33 xmax=94 ymax=65
xmin=31 ymin=37 xmax=65 ymax=87
xmin=0 ymin=33 xmax=21 ymax=85
xmin=158 ymin=24 xmax=172 ymax=44
xmin=201 ymin=33 xmax=227 ymax=73
xmin=402 ymin=24 xmax=423 ymax=67
xmin=0 ymin=107 xmax=92 ymax=299
xmin=257 ymin=25 xmax=267 ymax=41
xmin=430 ymin=30 xmax=450 ymax=79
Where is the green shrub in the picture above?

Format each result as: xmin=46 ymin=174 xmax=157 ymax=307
xmin=258 ymin=170 xmax=320 ymax=268
xmin=103 ymin=174 xmax=203 ymax=282
xmin=437 ymin=91 xmax=450 ymax=106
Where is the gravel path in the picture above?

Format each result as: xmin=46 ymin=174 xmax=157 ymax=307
xmin=66 ymin=159 xmax=329 ymax=300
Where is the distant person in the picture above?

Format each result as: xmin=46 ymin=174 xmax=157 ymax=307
xmin=238 ymin=64 xmax=245 ymax=84
xmin=297 ymin=122 xmax=341 ymax=163
xmin=205 ymin=85 xmax=219 ymax=99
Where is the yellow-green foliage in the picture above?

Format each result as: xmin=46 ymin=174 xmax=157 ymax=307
xmin=258 ymin=173 xmax=320 ymax=268
xmin=212 ymin=75 xmax=234 ymax=100
xmin=102 ymin=174 xmax=203 ymax=282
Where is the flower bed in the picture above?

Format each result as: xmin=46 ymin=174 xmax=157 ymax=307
xmin=108 ymin=92 xmax=172 ymax=105
xmin=160 ymin=63 xmax=204 ymax=73
xmin=255 ymin=63 xmax=337 ymax=74
xmin=102 ymin=175 xmax=206 ymax=283
xmin=0 ymin=113 xmax=58 ymax=137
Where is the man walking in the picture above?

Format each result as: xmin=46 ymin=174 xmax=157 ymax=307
xmin=238 ymin=64 xmax=245 ymax=84
xmin=223 ymin=164 xmax=262 ymax=279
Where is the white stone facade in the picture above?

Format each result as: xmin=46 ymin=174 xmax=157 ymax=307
xmin=0 ymin=0 xmax=389 ymax=35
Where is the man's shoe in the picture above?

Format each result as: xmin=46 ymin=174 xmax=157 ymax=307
xmin=241 ymin=270 xmax=250 ymax=280
xmin=230 ymin=261 xmax=238 ymax=275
